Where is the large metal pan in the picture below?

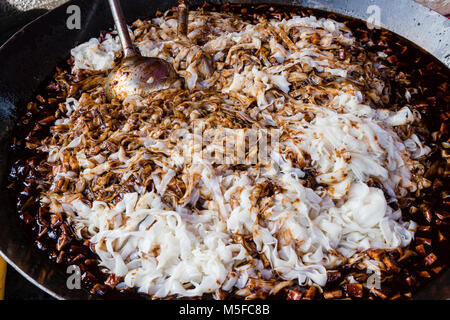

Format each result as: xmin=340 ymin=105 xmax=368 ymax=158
xmin=0 ymin=0 xmax=448 ymax=300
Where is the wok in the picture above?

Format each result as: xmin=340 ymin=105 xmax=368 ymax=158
xmin=0 ymin=0 xmax=448 ymax=300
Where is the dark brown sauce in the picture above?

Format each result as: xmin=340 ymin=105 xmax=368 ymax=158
xmin=6 ymin=2 xmax=449 ymax=300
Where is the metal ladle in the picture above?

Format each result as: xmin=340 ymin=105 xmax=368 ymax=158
xmin=105 ymin=0 xmax=184 ymax=101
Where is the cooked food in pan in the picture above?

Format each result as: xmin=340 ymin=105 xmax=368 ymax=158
xmin=8 ymin=3 xmax=449 ymax=299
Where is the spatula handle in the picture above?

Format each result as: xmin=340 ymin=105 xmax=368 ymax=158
xmin=108 ymin=0 xmax=136 ymax=58
xmin=177 ymin=0 xmax=189 ymax=37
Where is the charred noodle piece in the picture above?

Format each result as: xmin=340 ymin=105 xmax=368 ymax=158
xmin=7 ymin=4 xmax=450 ymax=299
